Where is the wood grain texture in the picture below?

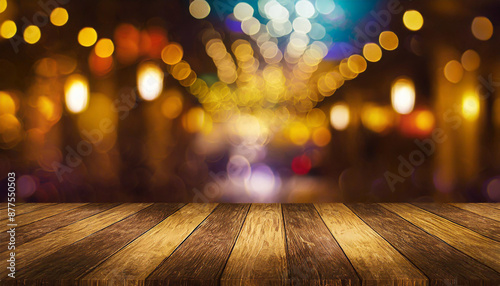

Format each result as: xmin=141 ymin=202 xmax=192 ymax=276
xmin=482 ymin=203 xmax=500 ymax=210
xmin=451 ymin=203 xmax=500 ymax=221
xmin=0 ymin=203 xmax=85 ymax=232
xmin=283 ymin=204 xmax=360 ymax=286
xmin=0 ymin=203 xmax=152 ymax=279
xmin=414 ymin=203 xmax=500 ymax=241
xmin=10 ymin=203 xmax=56 ymax=215
xmin=381 ymin=203 xmax=500 ymax=273
xmin=221 ymin=203 xmax=287 ymax=286
xmin=348 ymin=203 xmax=500 ymax=285
xmin=0 ymin=203 xmax=119 ymax=252
xmin=315 ymin=203 xmax=427 ymax=286
xmin=82 ymin=203 xmax=217 ymax=285
xmin=146 ymin=204 xmax=250 ymax=286
xmin=14 ymin=203 xmax=185 ymax=282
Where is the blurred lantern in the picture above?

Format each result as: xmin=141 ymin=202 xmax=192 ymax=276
xmin=391 ymin=77 xmax=415 ymax=115
xmin=330 ymin=103 xmax=350 ymax=131
xmin=137 ymin=62 xmax=164 ymax=101
xmin=64 ymin=74 xmax=89 ymax=113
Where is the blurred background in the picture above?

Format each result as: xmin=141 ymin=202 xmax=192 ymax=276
xmin=0 ymin=0 xmax=499 ymax=203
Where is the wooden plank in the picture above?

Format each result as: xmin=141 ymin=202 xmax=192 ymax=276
xmin=381 ymin=203 xmax=500 ymax=273
xmin=482 ymin=203 xmax=500 ymax=210
xmin=221 ymin=204 xmax=287 ymax=286
xmin=451 ymin=203 xmax=500 ymax=221
xmin=82 ymin=203 xmax=217 ymax=284
xmin=14 ymin=203 xmax=185 ymax=282
xmin=282 ymin=204 xmax=360 ymax=286
xmin=348 ymin=203 xmax=500 ymax=285
xmin=0 ymin=203 xmax=86 ymax=232
xmin=0 ymin=203 xmax=152 ymax=279
xmin=9 ymin=203 xmax=56 ymax=215
xmin=315 ymin=203 xmax=427 ymax=286
xmin=0 ymin=203 xmax=120 ymax=251
xmin=414 ymin=203 xmax=500 ymax=241
xmin=146 ymin=204 xmax=250 ymax=286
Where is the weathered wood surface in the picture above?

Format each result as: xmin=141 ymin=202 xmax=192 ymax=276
xmin=0 ymin=203 xmax=499 ymax=285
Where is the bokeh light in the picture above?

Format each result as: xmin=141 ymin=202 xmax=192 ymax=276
xmin=444 ymin=60 xmax=464 ymax=83
xmin=161 ymin=43 xmax=183 ymax=65
xmin=0 ymin=20 xmax=16 ymax=39
xmin=78 ymin=27 xmax=98 ymax=47
xmin=363 ymin=43 xmax=382 ymax=62
xmin=189 ymin=0 xmax=211 ymax=19
xmin=0 ymin=0 xmax=6 ymax=13
xmin=379 ymin=31 xmax=398 ymax=51
xmin=233 ymin=2 xmax=253 ymax=21
xmin=462 ymin=92 xmax=480 ymax=121
xmin=0 ymin=92 xmax=15 ymax=115
xmin=64 ymin=74 xmax=89 ymax=114
xmin=23 ymin=25 xmax=41 ymax=44
xmin=391 ymin=77 xmax=415 ymax=115
xmin=461 ymin=50 xmax=480 ymax=72
xmin=403 ymin=10 xmax=423 ymax=31
xmin=292 ymin=155 xmax=312 ymax=175
xmin=137 ymin=62 xmax=164 ymax=101
xmin=50 ymin=7 xmax=69 ymax=26
xmin=161 ymin=90 xmax=184 ymax=119
xmin=330 ymin=103 xmax=350 ymax=131
xmin=95 ymin=38 xmax=115 ymax=58
xmin=471 ymin=16 xmax=493 ymax=41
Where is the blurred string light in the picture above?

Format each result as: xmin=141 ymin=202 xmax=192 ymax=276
xmin=161 ymin=43 xmax=183 ymax=65
xmin=64 ymin=74 xmax=89 ymax=114
xmin=363 ymin=43 xmax=382 ymax=62
xmin=78 ymin=27 xmax=98 ymax=47
xmin=403 ymin=10 xmax=423 ymax=31
xmin=0 ymin=20 xmax=16 ymax=39
xmin=189 ymin=0 xmax=211 ymax=19
xmin=391 ymin=77 xmax=415 ymax=115
xmin=23 ymin=25 xmax=41 ymax=44
xmin=379 ymin=31 xmax=398 ymax=51
xmin=330 ymin=103 xmax=349 ymax=131
xmin=461 ymin=50 xmax=480 ymax=72
xmin=137 ymin=62 xmax=164 ymax=101
xmin=50 ymin=7 xmax=69 ymax=27
xmin=471 ymin=16 xmax=493 ymax=41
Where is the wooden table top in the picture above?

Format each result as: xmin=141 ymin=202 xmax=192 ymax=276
xmin=1 ymin=203 xmax=499 ymax=285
